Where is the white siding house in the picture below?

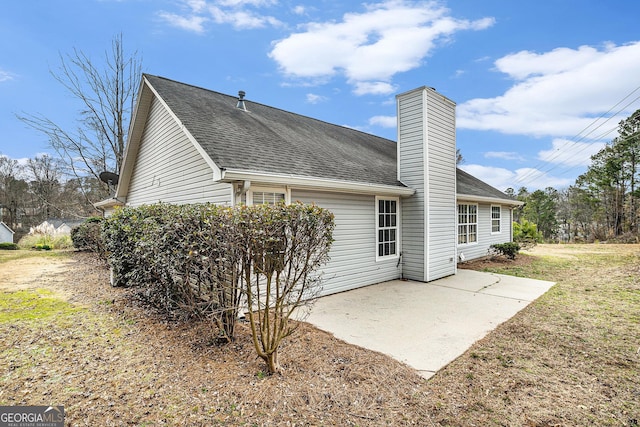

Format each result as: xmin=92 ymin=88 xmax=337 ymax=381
xmin=0 ymin=222 xmax=14 ymax=243
xmin=99 ymin=74 xmax=522 ymax=295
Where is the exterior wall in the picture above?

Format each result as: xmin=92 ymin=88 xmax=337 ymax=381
xmin=0 ymin=223 xmax=13 ymax=243
xmin=457 ymin=204 xmax=513 ymax=261
xmin=424 ymin=90 xmax=457 ymax=281
xmin=397 ymin=90 xmax=425 ymax=281
xmin=292 ymin=189 xmax=401 ymax=295
xmin=126 ymin=96 xmax=232 ymax=207
xmin=397 ymin=87 xmax=457 ymax=282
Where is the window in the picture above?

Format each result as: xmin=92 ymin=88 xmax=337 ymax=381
xmin=491 ymin=205 xmax=501 ymax=233
xmin=238 ymin=187 xmax=287 ymax=205
xmin=252 ymin=191 xmax=285 ymax=205
xmin=376 ymin=197 xmax=398 ymax=258
xmin=457 ymin=204 xmax=477 ymax=245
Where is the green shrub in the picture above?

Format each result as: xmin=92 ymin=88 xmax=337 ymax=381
xmin=490 ymin=242 xmax=521 ymax=260
xmin=513 ymin=219 xmax=543 ymax=248
xmin=71 ymin=217 xmax=105 ymax=257
xmin=18 ymin=233 xmax=72 ymax=250
xmin=101 ymin=201 xmax=335 ymax=369
xmin=0 ymin=242 xmax=18 ymax=250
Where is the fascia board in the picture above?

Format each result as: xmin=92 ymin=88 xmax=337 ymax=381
xmin=456 ymin=193 xmax=524 ymax=206
xmin=221 ymin=169 xmax=416 ymax=197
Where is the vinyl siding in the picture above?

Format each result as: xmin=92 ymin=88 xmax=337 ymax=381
xmin=292 ymin=189 xmax=401 ymax=295
xmin=457 ymin=204 xmax=513 ymax=261
xmin=397 ymin=87 xmax=456 ymax=282
xmin=126 ymin=96 xmax=232 ymax=206
xmin=425 ymin=90 xmax=457 ymax=281
xmin=398 ymin=90 xmax=425 ymax=281
xmin=0 ymin=225 xmax=13 ymax=243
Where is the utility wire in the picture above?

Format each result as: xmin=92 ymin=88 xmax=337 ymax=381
xmin=513 ymin=85 xmax=640 ymax=187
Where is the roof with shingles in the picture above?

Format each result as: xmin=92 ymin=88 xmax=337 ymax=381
xmin=144 ymin=74 xmax=514 ymax=202
xmin=145 ymin=74 xmax=401 ymax=188
xmin=456 ymin=168 xmax=515 ymax=201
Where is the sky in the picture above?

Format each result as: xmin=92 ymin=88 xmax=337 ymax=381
xmin=2 ymin=0 xmax=640 ymax=192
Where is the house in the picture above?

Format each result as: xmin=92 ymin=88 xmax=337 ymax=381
xmin=98 ymin=74 xmax=522 ymax=295
xmin=0 ymin=221 xmax=14 ymax=243
xmin=32 ymin=218 xmax=84 ymax=236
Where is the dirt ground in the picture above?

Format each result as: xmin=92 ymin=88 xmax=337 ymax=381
xmin=1 ymin=246 xmax=639 ymax=426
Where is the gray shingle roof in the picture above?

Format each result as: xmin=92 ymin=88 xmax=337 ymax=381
xmin=456 ymin=168 xmax=513 ymax=200
xmin=145 ymin=74 xmax=513 ymax=201
xmin=145 ymin=75 xmax=402 ymax=188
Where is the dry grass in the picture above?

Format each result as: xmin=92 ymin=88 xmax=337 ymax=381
xmin=0 ymin=245 xmax=639 ymax=426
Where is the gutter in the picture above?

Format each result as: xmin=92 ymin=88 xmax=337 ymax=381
xmin=456 ymin=193 xmax=524 ymax=206
xmin=220 ymin=169 xmax=416 ymax=197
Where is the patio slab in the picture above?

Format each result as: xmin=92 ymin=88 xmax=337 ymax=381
xmin=305 ymin=270 xmax=555 ymax=379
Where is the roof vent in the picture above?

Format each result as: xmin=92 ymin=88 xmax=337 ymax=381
xmin=236 ymin=90 xmax=247 ymax=111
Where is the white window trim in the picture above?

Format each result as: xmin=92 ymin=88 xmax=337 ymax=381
xmin=235 ymin=185 xmax=291 ymax=205
xmin=491 ymin=205 xmax=502 ymax=235
xmin=457 ymin=203 xmax=478 ymax=246
xmin=375 ymin=196 xmax=400 ymax=262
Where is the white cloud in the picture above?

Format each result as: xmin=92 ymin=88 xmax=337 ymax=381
xmin=207 ymin=5 xmax=281 ymax=28
xmin=306 ymin=93 xmax=327 ymax=104
xmin=292 ymin=5 xmax=306 ymax=15
xmin=537 ymin=138 xmax=605 ymax=167
xmin=458 ymin=42 xmax=640 ymax=138
xmin=269 ymin=1 xmax=494 ymax=95
xmin=484 ymin=151 xmax=525 ymax=161
xmin=158 ymin=0 xmax=281 ymax=32
xmin=461 ymin=164 xmax=573 ymax=192
xmin=157 ymin=11 xmax=208 ymax=33
xmin=369 ymin=115 xmax=397 ymax=128
xmin=353 ymin=81 xmax=397 ymax=96
xmin=0 ymin=68 xmax=15 ymax=82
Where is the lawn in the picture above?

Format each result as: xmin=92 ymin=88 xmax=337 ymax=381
xmin=0 ymin=244 xmax=638 ymax=426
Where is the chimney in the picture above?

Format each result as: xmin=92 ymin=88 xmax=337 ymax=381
xmin=236 ymin=90 xmax=247 ymax=111
xmin=396 ymin=86 xmax=457 ymax=282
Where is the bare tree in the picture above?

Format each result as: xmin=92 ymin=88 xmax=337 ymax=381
xmin=18 ymin=33 xmax=142 ymax=206
xmin=25 ymin=154 xmax=63 ymax=220
xmin=0 ymin=155 xmax=27 ymax=230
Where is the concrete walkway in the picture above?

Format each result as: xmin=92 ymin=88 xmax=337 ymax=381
xmin=305 ymin=269 xmax=555 ymax=379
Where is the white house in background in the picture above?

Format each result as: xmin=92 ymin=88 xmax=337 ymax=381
xmin=0 ymin=222 xmax=14 ymax=243
xmin=32 ymin=218 xmax=84 ymax=236
xmin=96 ymin=75 xmax=522 ymax=295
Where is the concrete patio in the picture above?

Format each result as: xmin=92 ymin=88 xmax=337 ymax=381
xmin=305 ymin=269 xmax=555 ymax=379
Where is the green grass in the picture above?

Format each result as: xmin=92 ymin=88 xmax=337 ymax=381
xmin=433 ymin=245 xmax=640 ymax=426
xmin=0 ymin=288 xmax=82 ymax=323
xmin=0 ymin=249 xmax=72 ymax=264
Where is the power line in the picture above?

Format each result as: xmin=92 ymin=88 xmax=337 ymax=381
xmin=513 ymin=85 xmax=640 ymax=187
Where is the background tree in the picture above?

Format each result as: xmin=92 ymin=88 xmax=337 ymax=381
xmin=25 ymin=154 xmax=63 ymax=220
xmin=573 ymin=109 xmax=640 ymax=239
xmin=521 ymin=187 xmax=559 ymax=241
xmin=0 ymin=156 xmax=28 ymax=233
xmin=18 ymin=33 xmax=142 ymax=207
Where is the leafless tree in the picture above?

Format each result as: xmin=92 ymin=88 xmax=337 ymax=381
xmin=18 ymin=33 xmax=142 ymax=206
xmin=25 ymin=154 xmax=63 ymax=219
xmin=0 ymin=155 xmax=28 ymax=231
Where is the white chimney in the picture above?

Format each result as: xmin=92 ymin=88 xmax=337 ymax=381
xmin=396 ymin=87 xmax=457 ymax=282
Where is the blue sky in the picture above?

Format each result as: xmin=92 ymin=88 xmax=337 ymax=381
xmin=2 ymin=0 xmax=640 ymax=191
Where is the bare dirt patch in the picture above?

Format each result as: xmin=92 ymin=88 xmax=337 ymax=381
xmin=1 ymin=246 xmax=639 ymax=426
xmin=0 ymin=255 xmax=74 ymax=293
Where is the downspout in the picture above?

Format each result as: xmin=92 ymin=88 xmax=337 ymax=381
xmin=235 ymin=180 xmax=251 ymax=203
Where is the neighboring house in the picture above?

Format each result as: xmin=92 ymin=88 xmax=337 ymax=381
xmin=33 ymin=218 xmax=84 ymax=236
xmin=98 ymin=74 xmax=522 ymax=295
xmin=0 ymin=222 xmax=14 ymax=243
